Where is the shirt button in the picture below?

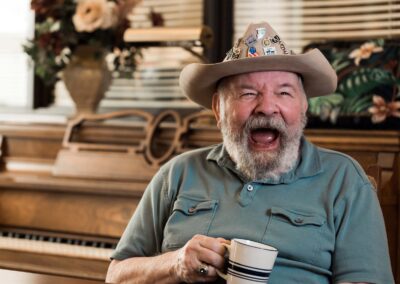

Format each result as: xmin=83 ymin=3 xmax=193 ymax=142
xmin=247 ymin=184 xmax=254 ymax=192
xmin=294 ymin=218 xmax=304 ymax=224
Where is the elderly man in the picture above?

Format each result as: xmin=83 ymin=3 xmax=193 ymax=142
xmin=106 ymin=22 xmax=394 ymax=283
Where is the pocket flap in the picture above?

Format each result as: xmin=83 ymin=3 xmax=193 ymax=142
xmin=270 ymin=207 xmax=325 ymax=226
xmin=173 ymin=197 xmax=218 ymax=216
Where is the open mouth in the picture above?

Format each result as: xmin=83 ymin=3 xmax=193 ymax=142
xmin=250 ymin=128 xmax=280 ymax=147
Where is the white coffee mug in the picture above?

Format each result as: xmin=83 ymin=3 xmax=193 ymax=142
xmin=217 ymin=239 xmax=278 ymax=284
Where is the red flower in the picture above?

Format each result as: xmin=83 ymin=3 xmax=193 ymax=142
xmin=31 ymin=0 xmax=64 ymax=18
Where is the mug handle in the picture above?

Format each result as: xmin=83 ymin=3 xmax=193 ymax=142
xmin=216 ymin=243 xmax=231 ymax=280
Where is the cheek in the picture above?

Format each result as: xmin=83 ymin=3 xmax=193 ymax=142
xmin=225 ymin=102 xmax=253 ymax=126
xmin=280 ymin=101 xmax=305 ymax=126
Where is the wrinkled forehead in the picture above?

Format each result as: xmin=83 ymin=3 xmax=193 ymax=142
xmin=217 ymin=71 xmax=303 ymax=91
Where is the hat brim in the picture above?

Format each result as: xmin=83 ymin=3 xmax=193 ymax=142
xmin=179 ymin=48 xmax=337 ymax=109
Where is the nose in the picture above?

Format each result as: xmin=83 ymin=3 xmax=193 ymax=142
xmin=254 ymin=93 xmax=279 ymax=116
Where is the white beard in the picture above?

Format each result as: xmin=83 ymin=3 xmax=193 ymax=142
xmin=220 ymin=113 xmax=307 ymax=181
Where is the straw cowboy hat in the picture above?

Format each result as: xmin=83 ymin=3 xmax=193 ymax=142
xmin=179 ymin=21 xmax=337 ymax=109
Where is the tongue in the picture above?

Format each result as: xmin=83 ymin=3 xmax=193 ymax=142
xmin=251 ymin=129 xmax=278 ymax=145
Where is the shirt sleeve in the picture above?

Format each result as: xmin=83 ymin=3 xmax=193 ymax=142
xmin=332 ymin=182 xmax=394 ymax=284
xmin=110 ymin=166 xmax=173 ymax=260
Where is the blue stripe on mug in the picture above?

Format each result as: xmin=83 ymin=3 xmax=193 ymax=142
xmin=228 ymin=260 xmax=272 ymax=278
xmin=229 ymin=260 xmax=272 ymax=272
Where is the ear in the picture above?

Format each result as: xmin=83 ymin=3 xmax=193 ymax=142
xmin=211 ymin=92 xmax=222 ymax=129
xmin=303 ymin=96 xmax=309 ymax=113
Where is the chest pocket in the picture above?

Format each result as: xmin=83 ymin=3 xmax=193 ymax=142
xmin=162 ymin=196 xmax=218 ymax=251
xmin=263 ymin=207 xmax=326 ymax=265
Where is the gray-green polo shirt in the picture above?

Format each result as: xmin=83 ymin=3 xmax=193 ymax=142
xmin=111 ymin=138 xmax=394 ymax=284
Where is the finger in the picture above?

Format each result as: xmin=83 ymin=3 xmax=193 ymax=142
xmin=200 ymin=263 xmax=219 ymax=278
xmin=176 ymin=236 xmax=227 ymax=283
xmin=196 ymin=274 xmax=218 ymax=282
xmin=217 ymin=237 xmax=230 ymax=245
xmin=194 ymin=274 xmax=218 ymax=283
xmin=189 ymin=235 xmax=227 ymax=269
xmin=197 ymin=246 xmax=226 ymax=269
xmin=198 ymin=236 xmax=227 ymax=255
xmin=193 ymin=262 xmax=219 ymax=282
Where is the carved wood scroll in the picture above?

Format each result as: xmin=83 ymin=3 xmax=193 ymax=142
xmin=52 ymin=110 xmax=218 ymax=181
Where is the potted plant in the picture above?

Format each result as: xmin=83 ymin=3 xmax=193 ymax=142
xmin=24 ymin=0 xmax=142 ymax=114
xmin=305 ymin=39 xmax=400 ymax=129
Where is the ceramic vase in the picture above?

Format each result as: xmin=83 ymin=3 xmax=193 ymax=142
xmin=62 ymin=45 xmax=111 ymax=116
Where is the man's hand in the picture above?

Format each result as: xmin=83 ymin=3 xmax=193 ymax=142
xmin=106 ymin=235 xmax=229 ymax=284
xmin=171 ymin=234 xmax=229 ymax=283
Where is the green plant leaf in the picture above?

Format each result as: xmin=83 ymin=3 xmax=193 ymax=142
xmin=341 ymin=93 xmax=372 ymax=114
xmin=331 ymin=58 xmax=351 ymax=73
xmin=338 ymin=68 xmax=395 ymax=98
xmin=350 ymin=94 xmax=373 ymax=113
xmin=308 ymin=93 xmax=344 ymax=116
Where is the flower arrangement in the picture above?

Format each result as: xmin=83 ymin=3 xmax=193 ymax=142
xmin=24 ymin=0 xmax=142 ymax=86
xmin=305 ymin=39 xmax=400 ymax=127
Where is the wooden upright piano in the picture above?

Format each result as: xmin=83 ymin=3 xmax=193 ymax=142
xmin=0 ymin=110 xmax=398 ymax=282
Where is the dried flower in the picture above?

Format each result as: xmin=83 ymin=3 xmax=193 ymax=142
xmin=31 ymin=0 xmax=64 ymax=18
xmin=149 ymin=9 xmax=164 ymax=27
xmin=368 ymin=95 xmax=400 ymax=123
xmin=349 ymin=42 xmax=383 ymax=66
xmin=24 ymin=0 xmax=143 ymax=86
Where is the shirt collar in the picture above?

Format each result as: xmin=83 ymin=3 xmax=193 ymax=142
xmin=206 ymin=137 xmax=323 ymax=184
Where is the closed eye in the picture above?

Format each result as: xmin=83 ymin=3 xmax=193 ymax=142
xmin=280 ymin=91 xmax=292 ymax=96
xmin=240 ymin=92 xmax=257 ymax=98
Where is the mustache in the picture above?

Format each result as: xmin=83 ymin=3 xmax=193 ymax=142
xmin=243 ymin=114 xmax=286 ymax=134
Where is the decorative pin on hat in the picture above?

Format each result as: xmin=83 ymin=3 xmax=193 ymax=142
xmin=179 ymin=21 xmax=338 ymax=109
